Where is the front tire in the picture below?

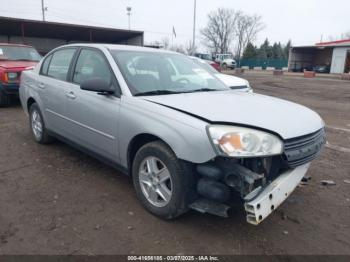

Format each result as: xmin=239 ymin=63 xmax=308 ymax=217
xmin=29 ymin=103 xmax=54 ymax=144
xmin=132 ymin=141 xmax=196 ymax=219
xmin=222 ymin=63 xmax=228 ymax=70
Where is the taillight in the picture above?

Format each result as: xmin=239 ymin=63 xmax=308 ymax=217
xmin=0 ymin=72 xmax=19 ymax=83
xmin=7 ymin=72 xmax=18 ymax=82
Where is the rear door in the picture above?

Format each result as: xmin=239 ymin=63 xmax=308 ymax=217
xmin=64 ymin=48 xmax=121 ymax=161
xmin=38 ymin=48 xmax=77 ymax=135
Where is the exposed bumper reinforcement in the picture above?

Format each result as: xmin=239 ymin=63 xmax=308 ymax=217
xmin=244 ymin=163 xmax=310 ymax=225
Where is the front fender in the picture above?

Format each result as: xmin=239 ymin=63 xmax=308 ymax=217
xmin=118 ymin=96 xmax=217 ymax=168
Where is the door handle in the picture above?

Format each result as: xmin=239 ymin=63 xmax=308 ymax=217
xmin=38 ymin=82 xmax=45 ymax=89
xmin=66 ymin=91 xmax=77 ymax=100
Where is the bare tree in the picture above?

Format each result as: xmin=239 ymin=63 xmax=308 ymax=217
xmin=200 ymin=8 xmax=239 ymax=54
xmin=235 ymin=14 xmax=264 ymax=66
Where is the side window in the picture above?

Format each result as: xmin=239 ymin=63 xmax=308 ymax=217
xmin=73 ymin=49 xmax=112 ymax=85
xmin=40 ymin=54 xmax=52 ymax=75
xmin=47 ymin=49 xmax=76 ymax=81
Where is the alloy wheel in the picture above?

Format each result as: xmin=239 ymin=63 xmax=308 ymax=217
xmin=138 ymin=156 xmax=173 ymax=207
xmin=31 ymin=109 xmax=43 ymax=141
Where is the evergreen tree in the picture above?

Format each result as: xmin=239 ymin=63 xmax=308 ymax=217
xmin=272 ymin=42 xmax=284 ymax=59
xmin=242 ymin=42 xmax=257 ymax=59
xmin=283 ymin=40 xmax=292 ymax=59
xmin=257 ymin=38 xmax=272 ymax=59
xmin=238 ymin=39 xmax=292 ymax=60
xmin=257 ymin=48 xmax=267 ymax=59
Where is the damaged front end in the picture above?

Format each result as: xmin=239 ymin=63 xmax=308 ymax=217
xmin=190 ymin=128 xmax=326 ymax=225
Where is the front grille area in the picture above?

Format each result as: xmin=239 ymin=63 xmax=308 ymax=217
xmin=283 ymin=128 xmax=326 ymax=168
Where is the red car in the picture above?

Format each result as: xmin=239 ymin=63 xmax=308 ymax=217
xmin=0 ymin=43 xmax=41 ymax=106
xmin=208 ymin=60 xmax=221 ymax=72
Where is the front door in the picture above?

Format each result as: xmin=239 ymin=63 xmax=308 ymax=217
xmin=64 ymin=48 xmax=120 ymax=162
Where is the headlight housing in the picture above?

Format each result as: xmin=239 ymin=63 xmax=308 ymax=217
xmin=207 ymin=125 xmax=283 ymax=157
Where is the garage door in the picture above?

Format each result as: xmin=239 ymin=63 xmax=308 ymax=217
xmin=331 ymin=56 xmax=345 ymax=73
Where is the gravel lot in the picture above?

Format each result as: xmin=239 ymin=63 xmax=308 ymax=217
xmin=0 ymin=73 xmax=349 ymax=255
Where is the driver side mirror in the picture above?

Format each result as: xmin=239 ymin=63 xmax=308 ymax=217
xmin=80 ymin=77 xmax=114 ymax=95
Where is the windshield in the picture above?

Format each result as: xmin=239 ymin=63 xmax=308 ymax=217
xmin=0 ymin=46 xmax=42 ymax=61
xmin=222 ymin=54 xmax=233 ymax=59
xmin=199 ymin=54 xmax=212 ymax=60
xmin=111 ymin=51 xmax=229 ymax=96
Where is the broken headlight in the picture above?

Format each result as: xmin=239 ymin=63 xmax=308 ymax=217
xmin=207 ymin=125 xmax=283 ymax=157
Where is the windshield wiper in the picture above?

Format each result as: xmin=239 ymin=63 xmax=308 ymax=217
xmin=134 ymin=90 xmax=183 ymax=96
xmin=185 ymin=88 xmax=222 ymax=93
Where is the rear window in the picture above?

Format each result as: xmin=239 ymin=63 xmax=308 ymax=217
xmin=41 ymin=54 xmax=52 ymax=75
xmin=0 ymin=45 xmax=41 ymax=61
xmin=47 ymin=49 xmax=76 ymax=81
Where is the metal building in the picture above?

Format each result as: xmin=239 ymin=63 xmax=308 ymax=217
xmin=0 ymin=16 xmax=144 ymax=55
xmin=288 ymin=39 xmax=350 ymax=74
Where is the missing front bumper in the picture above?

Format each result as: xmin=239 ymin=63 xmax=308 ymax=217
xmin=244 ymin=163 xmax=310 ymax=225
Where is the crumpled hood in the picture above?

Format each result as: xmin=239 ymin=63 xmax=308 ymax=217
xmin=144 ymin=91 xmax=324 ymax=139
xmin=215 ymin=74 xmax=248 ymax=89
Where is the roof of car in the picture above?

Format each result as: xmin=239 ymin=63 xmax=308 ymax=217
xmin=64 ymin=43 xmax=178 ymax=54
xmin=0 ymin=43 xmax=34 ymax=48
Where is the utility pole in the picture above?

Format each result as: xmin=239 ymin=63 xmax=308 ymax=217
xmin=41 ymin=0 xmax=46 ymax=21
xmin=192 ymin=0 xmax=197 ymax=55
xmin=127 ymin=7 xmax=132 ymax=30
xmin=171 ymin=28 xmax=174 ymax=50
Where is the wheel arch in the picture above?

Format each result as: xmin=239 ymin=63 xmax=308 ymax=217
xmin=127 ymin=133 xmax=174 ymax=176
xmin=27 ymin=97 xmax=37 ymax=112
xmin=25 ymin=95 xmax=47 ymax=125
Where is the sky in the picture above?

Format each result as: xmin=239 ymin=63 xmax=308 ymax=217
xmin=0 ymin=0 xmax=349 ymax=51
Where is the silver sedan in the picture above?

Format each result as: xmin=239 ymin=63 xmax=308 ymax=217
xmin=20 ymin=44 xmax=325 ymax=225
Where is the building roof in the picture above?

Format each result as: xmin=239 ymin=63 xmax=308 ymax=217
xmin=315 ymin=39 xmax=350 ymax=47
xmin=0 ymin=16 xmax=144 ymax=43
xmin=292 ymin=39 xmax=350 ymax=50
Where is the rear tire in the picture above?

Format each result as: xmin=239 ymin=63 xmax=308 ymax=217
xmin=29 ymin=103 xmax=54 ymax=144
xmin=132 ymin=141 xmax=196 ymax=219
xmin=0 ymin=89 xmax=10 ymax=107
